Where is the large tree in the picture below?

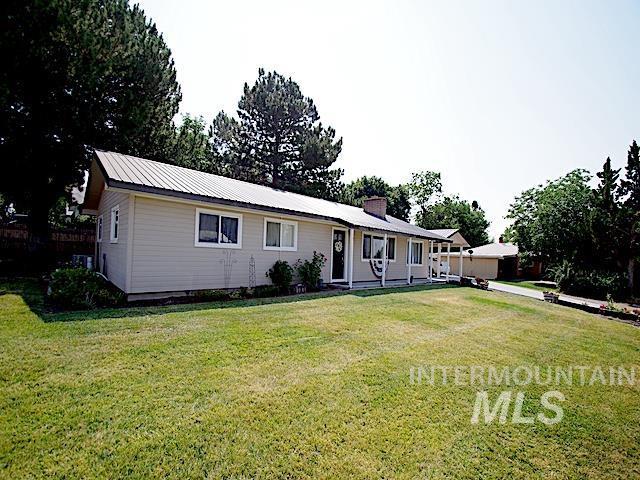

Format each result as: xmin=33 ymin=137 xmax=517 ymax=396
xmin=169 ymin=115 xmax=212 ymax=172
xmin=590 ymin=157 xmax=622 ymax=270
xmin=210 ymin=69 xmax=343 ymax=199
xmin=407 ymin=170 xmax=489 ymax=247
xmin=620 ymin=140 xmax=640 ymax=294
xmin=0 ymin=0 xmax=181 ymax=255
xmin=407 ymin=171 xmax=443 ymax=217
xmin=340 ymin=176 xmax=411 ymax=220
xmin=505 ymin=169 xmax=593 ymax=267
xmin=416 ymin=196 xmax=490 ymax=247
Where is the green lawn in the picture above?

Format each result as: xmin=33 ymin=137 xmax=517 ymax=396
xmin=1 ymin=279 xmax=639 ymax=479
xmin=494 ymin=279 xmax=559 ymax=292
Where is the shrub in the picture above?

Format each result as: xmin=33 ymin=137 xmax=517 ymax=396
xmin=266 ymin=260 xmax=293 ymax=293
xmin=193 ymin=289 xmax=230 ymax=301
xmin=550 ymin=261 xmax=628 ymax=300
xmin=252 ymin=285 xmax=280 ymax=298
xmin=48 ymin=267 xmax=125 ymax=310
xmin=295 ymin=251 xmax=327 ymax=291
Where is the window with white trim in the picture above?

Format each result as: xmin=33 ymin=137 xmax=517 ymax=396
xmin=408 ymin=240 xmax=424 ymax=265
xmin=110 ymin=206 xmax=119 ymax=243
xmin=362 ymin=234 xmax=396 ymax=261
xmin=195 ymin=208 xmax=242 ymax=248
xmin=97 ymin=215 xmax=103 ymax=243
xmin=263 ymin=218 xmax=297 ymax=251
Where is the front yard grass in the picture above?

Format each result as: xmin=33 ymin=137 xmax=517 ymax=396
xmin=1 ymin=279 xmax=639 ymax=479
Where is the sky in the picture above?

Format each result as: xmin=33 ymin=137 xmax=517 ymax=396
xmin=136 ymin=0 xmax=640 ymax=239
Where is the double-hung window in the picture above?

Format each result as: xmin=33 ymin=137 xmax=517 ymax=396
xmin=97 ymin=215 xmax=103 ymax=243
xmin=362 ymin=233 xmax=395 ymax=261
xmin=110 ymin=206 xmax=119 ymax=243
xmin=195 ymin=208 xmax=242 ymax=248
xmin=408 ymin=240 xmax=424 ymax=266
xmin=263 ymin=218 xmax=297 ymax=251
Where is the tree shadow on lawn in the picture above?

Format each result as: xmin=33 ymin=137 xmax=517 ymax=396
xmin=0 ymin=278 xmax=458 ymax=323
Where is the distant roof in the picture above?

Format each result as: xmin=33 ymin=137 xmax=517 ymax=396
xmin=88 ymin=150 xmax=451 ymax=242
xmin=425 ymin=229 xmax=470 ymax=248
xmin=463 ymin=242 xmax=518 ymax=258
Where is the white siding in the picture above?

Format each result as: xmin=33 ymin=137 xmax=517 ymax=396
xmin=96 ymin=189 xmax=129 ymax=291
xmin=129 ymin=196 xmax=335 ymax=294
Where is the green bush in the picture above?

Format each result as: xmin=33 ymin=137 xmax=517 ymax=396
xmin=252 ymin=285 xmax=280 ymax=298
xmin=550 ymin=261 xmax=628 ymax=300
xmin=266 ymin=260 xmax=293 ymax=293
xmin=295 ymin=251 xmax=327 ymax=291
xmin=48 ymin=267 xmax=125 ymax=310
xmin=193 ymin=289 xmax=230 ymax=301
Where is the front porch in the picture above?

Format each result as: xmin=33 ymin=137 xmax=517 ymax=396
xmin=329 ymin=225 xmax=467 ymax=289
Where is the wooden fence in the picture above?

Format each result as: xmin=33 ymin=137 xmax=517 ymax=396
xmin=0 ymin=224 xmax=95 ymax=270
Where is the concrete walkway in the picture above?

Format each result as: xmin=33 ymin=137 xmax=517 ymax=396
xmin=488 ymin=281 xmax=605 ymax=309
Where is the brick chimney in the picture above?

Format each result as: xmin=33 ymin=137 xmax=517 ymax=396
xmin=363 ymin=197 xmax=387 ymax=218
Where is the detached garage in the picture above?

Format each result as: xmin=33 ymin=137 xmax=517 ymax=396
xmin=462 ymin=241 xmax=519 ymax=280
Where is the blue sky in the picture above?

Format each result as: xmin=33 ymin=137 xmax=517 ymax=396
xmin=136 ymin=0 xmax=640 ymax=238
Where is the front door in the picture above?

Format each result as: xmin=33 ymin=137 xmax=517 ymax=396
xmin=331 ymin=229 xmax=347 ymax=281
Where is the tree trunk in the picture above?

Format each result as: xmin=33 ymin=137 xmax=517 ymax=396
xmin=272 ymin=163 xmax=279 ymax=189
xmin=629 ymin=256 xmax=637 ymax=295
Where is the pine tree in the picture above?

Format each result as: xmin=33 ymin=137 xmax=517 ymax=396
xmin=620 ymin=140 xmax=640 ymax=294
xmin=590 ymin=157 xmax=622 ymax=270
xmin=0 ymin=0 xmax=181 ymax=260
xmin=594 ymin=157 xmax=620 ymax=209
xmin=210 ymin=69 xmax=343 ymax=199
xmin=169 ymin=115 xmax=212 ymax=172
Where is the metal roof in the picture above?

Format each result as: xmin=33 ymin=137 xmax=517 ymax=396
xmin=463 ymin=242 xmax=518 ymax=258
xmin=428 ymin=228 xmax=458 ymax=238
xmin=92 ymin=150 xmax=450 ymax=242
xmin=426 ymin=228 xmax=471 ymax=248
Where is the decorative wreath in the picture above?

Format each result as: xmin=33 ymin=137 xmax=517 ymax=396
xmin=334 ymin=240 xmax=343 ymax=253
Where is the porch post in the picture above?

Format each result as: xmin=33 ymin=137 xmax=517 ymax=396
xmin=381 ymin=233 xmax=387 ymax=287
xmin=437 ymin=243 xmax=442 ymax=278
xmin=445 ymin=243 xmax=451 ymax=281
xmin=459 ymin=247 xmax=463 ymax=278
xmin=407 ymin=237 xmax=412 ymax=284
xmin=348 ymin=228 xmax=354 ymax=289
xmin=428 ymin=241 xmax=434 ymax=283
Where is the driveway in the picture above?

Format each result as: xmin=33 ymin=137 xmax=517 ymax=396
xmin=488 ymin=281 xmax=605 ymax=309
